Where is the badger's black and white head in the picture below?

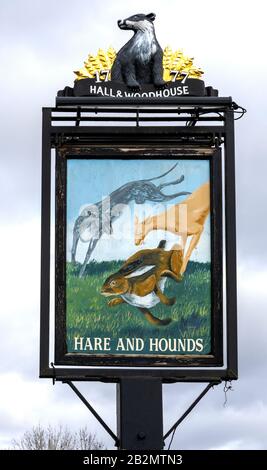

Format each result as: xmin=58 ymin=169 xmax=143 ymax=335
xmin=117 ymin=13 xmax=156 ymax=32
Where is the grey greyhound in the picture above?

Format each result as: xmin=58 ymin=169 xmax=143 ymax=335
xmin=71 ymin=163 xmax=190 ymax=277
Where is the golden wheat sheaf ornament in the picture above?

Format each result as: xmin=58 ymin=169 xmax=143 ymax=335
xmin=74 ymin=46 xmax=203 ymax=82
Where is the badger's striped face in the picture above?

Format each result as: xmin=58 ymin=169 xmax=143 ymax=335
xmin=118 ymin=13 xmax=155 ymax=32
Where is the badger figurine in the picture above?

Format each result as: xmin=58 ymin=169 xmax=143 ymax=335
xmin=111 ymin=12 xmax=166 ymax=89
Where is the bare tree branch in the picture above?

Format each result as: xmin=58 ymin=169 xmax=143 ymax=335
xmin=12 ymin=425 xmax=105 ymax=450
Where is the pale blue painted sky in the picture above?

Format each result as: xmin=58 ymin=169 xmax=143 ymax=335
xmin=67 ymin=158 xmax=209 ymax=219
xmin=67 ymin=159 xmax=211 ymax=262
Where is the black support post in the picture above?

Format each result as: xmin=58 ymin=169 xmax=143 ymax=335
xmin=117 ymin=378 xmax=163 ymax=450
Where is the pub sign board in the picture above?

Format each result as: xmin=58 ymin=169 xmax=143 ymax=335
xmin=55 ymin=146 xmax=223 ymax=367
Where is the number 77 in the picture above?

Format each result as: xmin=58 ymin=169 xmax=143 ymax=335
xmin=170 ymin=70 xmax=189 ymax=84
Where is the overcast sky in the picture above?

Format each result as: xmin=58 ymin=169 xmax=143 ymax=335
xmin=0 ymin=0 xmax=267 ymax=450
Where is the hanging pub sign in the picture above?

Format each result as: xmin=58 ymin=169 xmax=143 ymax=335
xmin=40 ymin=11 xmax=238 ymax=380
xmin=55 ymin=147 xmax=222 ymax=367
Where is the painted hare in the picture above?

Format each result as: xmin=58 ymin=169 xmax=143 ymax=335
xmin=101 ymin=241 xmax=183 ymax=326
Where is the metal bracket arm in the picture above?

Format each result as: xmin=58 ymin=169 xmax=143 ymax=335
xmin=164 ymin=381 xmax=220 ymax=444
xmin=64 ymin=380 xmax=119 ymax=447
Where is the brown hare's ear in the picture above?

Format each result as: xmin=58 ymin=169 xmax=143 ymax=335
xmin=146 ymin=13 xmax=156 ymax=21
xmin=170 ymin=246 xmax=184 ymax=275
xmin=158 ymin=240 xmax=166 ymax=249
xmin=134 ymin=215 xmax=139 ymax=226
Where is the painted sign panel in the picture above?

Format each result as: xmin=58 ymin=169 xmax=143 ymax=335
xmin=55 ymin=150 xmax=222 ymax=367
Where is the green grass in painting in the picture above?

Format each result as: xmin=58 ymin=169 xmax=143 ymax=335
xmin=66 ymin=259 xmax=211 ymax=356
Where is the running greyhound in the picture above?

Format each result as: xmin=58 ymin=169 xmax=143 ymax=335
xmin=135 ymin=182 xmax=210 ymax=275
xmin=71 ymin=163 xmax=190 ymax=277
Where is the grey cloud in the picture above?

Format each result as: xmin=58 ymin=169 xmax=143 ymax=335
xmin=0 ymin=0 xmax=266 ymax=451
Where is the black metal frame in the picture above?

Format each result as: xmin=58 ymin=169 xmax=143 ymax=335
xmin=40 ymin=96 xmax=238 ymax=382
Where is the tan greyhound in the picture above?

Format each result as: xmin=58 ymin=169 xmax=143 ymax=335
xmin=135 ymin=182 xmax=210 ymax=274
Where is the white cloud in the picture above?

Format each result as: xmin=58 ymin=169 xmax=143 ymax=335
xmin=210 ymin=440 xmax=260 ymax=450
xmin=163 ymin=385 xmax=267 ymax=450
xmin=0 ymin=225 xmax=40 ymax=386
xmin=0 ymin=373 xmax=116 ymax=449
